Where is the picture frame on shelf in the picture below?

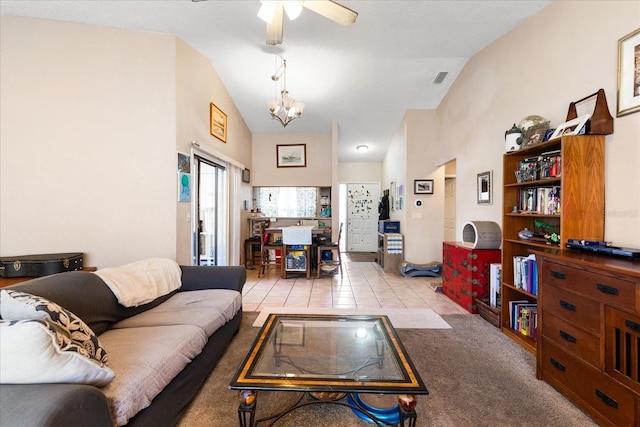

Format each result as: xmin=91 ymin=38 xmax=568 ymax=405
xmin=210 ymin=102 xmax=227 ymax=142
xmin=242 ymin=168 xmax=251 ymax=183
xmin=276 ymin=144 xmax=306 ymax=168
xmin=617 ymin=28 xmax=640 ymax=117
xmin=414 ymin=179 xmax=434 ymax=194
xmin=521 ymin=122 xmax=549 ymax=147
xmin=477 ymin=171 xmax=492 ymax=205
xmin=548 ymin=114 xmax=590 ymax=140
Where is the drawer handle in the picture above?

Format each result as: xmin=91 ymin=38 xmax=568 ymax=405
xmin=550 ymin=358 xmax=566 ymax=372
xmin=625 ymin=319 xmax=640 ymax=333
xmin=550 ymin=270 xmax=566 ymax=280
xmin=595 ymin=389 xmax=618 ymax=409
xmin=596 ymin=283 xmax=619 ymax=296
xmin=559 ymin=330 xmax=576 ymax=343
xmin=559 ymin=300 xmax=576 ymax=311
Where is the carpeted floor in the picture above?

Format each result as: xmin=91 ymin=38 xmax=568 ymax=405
xmin=177 ymin=312 xmax=598 ymax=427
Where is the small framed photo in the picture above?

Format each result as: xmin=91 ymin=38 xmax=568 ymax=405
xmin=414 ymin=179 xmax=434 ymax=194
xmin=617 ymin=28 xmax=640 ymax=117
xmin=210 ymin=102 xmax=227 ymax=142
xmin=549 ymin=114 xmax=590 ymax=140
xmin=276 ymin=144 xmax=306 ymax=168
xmin=242 ymin=168 xmax=251 ymax=183
xmin=522 ymin=122 xmax=549 ymax=147
xmin=477 ymin=171 xmax=492 ymax=204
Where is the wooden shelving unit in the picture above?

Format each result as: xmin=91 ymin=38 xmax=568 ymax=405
xmin=501 ymin=135 xmax=605 ymax=354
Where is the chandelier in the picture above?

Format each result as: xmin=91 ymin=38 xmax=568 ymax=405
xmin=268 ymin=57 xmax=304 ymax=127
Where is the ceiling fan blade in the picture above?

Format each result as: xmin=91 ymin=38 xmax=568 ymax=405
xmin=303 ymin=0 xmax=358 ymax=26
xmin=266 ymin=6 xmax=284 ymax=45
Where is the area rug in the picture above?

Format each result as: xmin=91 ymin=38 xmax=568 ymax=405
xmin=252 ymin=307 xmax=452 ymax=329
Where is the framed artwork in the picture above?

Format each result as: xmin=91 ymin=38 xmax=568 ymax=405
xmin=177 ymin=152 xmax=191 ymax=203
xmin=617 ymin=28 xmax=640 ymax=117
xmin=477 ymin=171 xmax=492 ymax=204
xmin=414 ymin=179 xmax=434 ymax=194
xmin=242 ymin=168 xmax=251 ymax=183
xmin=210 ymin=102 xmax=227 ymax=142
xmin=276 ymin=144 xmax=306 ymax=168
xmin=549 ymin=114 xmax=590 ymax=140
xmin=521 ymin=122 xmax=549 ymax=147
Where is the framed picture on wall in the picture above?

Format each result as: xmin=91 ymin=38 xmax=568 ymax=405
xmin=414 ymin=179 xmax=434 ymax=194
xmin=242 ymin=168 xmax=251 ymax=183
xmin=617 ymin=28 xmax=640 ymax=117
xmin=210 ymin=102 xmax=227 ymax=142
xmin=276 ymin=144 xmax=306 ymax=168
xmin=477 ymin=171 xmax=492 ymax=204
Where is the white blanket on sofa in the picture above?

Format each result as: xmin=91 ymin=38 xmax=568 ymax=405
xmin=94 ymin=258 xmax=182 ymax=307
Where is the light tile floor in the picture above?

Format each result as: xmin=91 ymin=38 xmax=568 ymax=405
xmin=242 ymin=253 xmax=469 ymax=315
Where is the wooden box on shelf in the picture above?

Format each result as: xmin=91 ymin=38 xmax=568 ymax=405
xmin=501 ymin=135 xmax=605 ymax=354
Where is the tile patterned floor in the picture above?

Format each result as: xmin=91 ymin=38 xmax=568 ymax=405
xmin=242 ymin=253 xmax=469 ymax=315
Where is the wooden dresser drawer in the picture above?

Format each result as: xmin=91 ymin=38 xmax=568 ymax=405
xmin=542 ymin=284 xmax=600 ymax=334
xmin=543 ymin=261 xmax=638 ymax=311
xmin=542 ymin=312 xmax=599 ymax=368
xmin=541 ymin=340 xmax=637 ymax=427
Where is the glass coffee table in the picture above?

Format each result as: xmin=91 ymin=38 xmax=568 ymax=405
xmin=229 ymin=314 xmax=428 ymax=426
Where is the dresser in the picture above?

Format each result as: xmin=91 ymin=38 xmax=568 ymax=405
xmin=442 ymin=242 xmax=501 ymax=313
xmin=535 ymin=250 xmax=640 ymax=427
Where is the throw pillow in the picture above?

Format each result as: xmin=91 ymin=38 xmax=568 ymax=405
xmin=0 ymin=289 xmax=110 ymax=369
xmin=0 ymin=319 xmax=115 ymax=386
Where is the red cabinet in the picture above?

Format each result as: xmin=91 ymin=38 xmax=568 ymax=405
xmin=442 ymin=242 xmax=501 ymax=313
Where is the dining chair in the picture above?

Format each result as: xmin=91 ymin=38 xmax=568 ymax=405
xmin=259 ymin=223 xmax=282 ymax=277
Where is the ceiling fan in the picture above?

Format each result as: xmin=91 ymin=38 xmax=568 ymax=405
xmin=192 ymin=1 xmax=358 ymax=45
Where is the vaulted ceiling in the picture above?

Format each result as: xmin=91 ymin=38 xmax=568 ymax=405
xmin=0 ymin=0 xmax=550 ymax=161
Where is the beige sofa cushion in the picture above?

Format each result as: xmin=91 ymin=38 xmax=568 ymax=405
xmin=112 ymin=289 xmax=241 ymax=337
xmin=98 ymin=325 xmax=207 ymax=426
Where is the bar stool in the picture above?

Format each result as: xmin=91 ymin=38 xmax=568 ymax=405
xmin=244 ymin=237 xmax=262 ymax=269
xmin=316 ymin=222 xmax=343 ymax=278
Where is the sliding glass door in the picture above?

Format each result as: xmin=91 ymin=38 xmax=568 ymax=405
xmin=194 ymin=156 xmax=227 ymax=266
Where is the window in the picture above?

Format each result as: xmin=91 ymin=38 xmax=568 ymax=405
xmin=254 ymin=187 xmax=317 ymax=217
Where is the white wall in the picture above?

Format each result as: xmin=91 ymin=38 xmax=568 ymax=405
xmin=0 ymin=16 xmax=177 ymax=268
xmin=338 ymin=162 xmax=382 ymax=183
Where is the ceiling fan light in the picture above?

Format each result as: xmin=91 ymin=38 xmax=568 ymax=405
xmin=258 ymin=1 xmax=277 ymax=23
xmin=283 ymin=1 xmax=303 ymax=20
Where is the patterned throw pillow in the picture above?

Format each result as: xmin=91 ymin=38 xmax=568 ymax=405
xmin=0 ymin=318 xmax=115 ymax=386
xmin=0 ymin=290 xmax=110 ymax=371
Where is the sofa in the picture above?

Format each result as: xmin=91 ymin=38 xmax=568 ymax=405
xmin=0 ymin=258 xmax=246 ymax=427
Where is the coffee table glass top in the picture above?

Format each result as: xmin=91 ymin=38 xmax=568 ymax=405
xmin=230 ymin=314 xmax=428 ymax=394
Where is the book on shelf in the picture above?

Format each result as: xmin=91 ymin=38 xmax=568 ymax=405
xmin=508 ymin=300 xmax=538 ymax=337
xmin=489 ymin=263 xmax=501 ymax=307
xmin=512 ymin=254 xmax=538 ymax=295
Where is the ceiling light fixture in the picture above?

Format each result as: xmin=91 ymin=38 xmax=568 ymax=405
xmin=268 ymin=57 xmax=304 ymax=127
xmin=258 ymin=1 xmax=303 ymax=24
xmin=356 ymin=144 xmax=369 ymax=152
